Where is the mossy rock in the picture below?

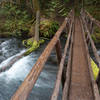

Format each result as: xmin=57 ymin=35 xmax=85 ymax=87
xmin=23 ymin=39 xmax=45 ymax=55
xmin=23 ymin=38 xmax=34 ymax=47
xmin=24 ymin=40 xmax=39 ymax=56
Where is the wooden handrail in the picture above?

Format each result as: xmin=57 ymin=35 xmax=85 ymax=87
xmin=62 ymin=18 xmax=74 ymax=100
xmin=82 ymin=10 xmax=100 ymax=28
xmin=81 ymin=14 xmax=100 ymax=82
xmin=11 ymin=10 xmax=74 ymax=100
xmin=80 ymin=16 xmax=100 ymax=100
xmin=51 ymin=12 xmax=74 ymax=100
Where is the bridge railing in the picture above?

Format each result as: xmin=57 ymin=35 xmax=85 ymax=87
xmin=80 ymin=16 xmax=100 ymax=100
xmin=11 ymin=10 xmax=74 ymax=100
xmin=81 ymin=9 xmax=100 ymax=29
xmin=81 ymin=10 xmax=100 ymax=83
xmin=51 ymin=11 xmax=74 ymax=100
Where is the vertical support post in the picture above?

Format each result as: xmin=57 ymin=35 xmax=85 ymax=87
xmin=55 ymin=39 xmax=63 ymax=90
xmin=89 ymin=21 xmax=93 ymax=33
xmin=90 ymin=22 xmax=94 ymax=34
xmin=66 ymin=23 xmax=69 ymax=34
xmin=55 ymin=39 xmax=62 ymax=65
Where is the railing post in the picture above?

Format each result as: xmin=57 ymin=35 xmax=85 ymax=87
xmin=96 ymin=65 xmax=100 ymax=85
xmin=66 ymin=23 xmax=69 ymax=34
xmin=90 ymin=22 xmax=94 ymax=34
xmin=55 ymin=39 xmax=62 ymax=65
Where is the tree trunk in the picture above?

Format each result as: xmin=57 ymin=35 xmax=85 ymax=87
xmin=31 ymin=0 xmax=40 ymax=41
xmin=16 ymin=0 xmax=20 ymax=5
xmin=32 ymin=0 xmax=40 ymax=14
xmin=34 ymin=10 xmax=40 ymax=41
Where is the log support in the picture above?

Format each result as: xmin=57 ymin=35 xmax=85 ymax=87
xmin=55 ymin=39 xmax=62 ymax=65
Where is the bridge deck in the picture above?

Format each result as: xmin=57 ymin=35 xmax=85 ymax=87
xmin=10 ymin=11 xmax=100 ymax=100
xmin=68 ymin=17 xmax=94 ymax=100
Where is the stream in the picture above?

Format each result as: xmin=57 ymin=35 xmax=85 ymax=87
xmin=0 ymin=38 xmax=63 ymax=100
xmin=0 ymin=38 xmax=99 ymax=100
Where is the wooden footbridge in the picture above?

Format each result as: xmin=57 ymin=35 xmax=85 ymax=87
xmin=11 ymin=9 xmax=100 ymax=100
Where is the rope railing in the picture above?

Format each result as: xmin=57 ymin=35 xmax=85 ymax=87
xmin=11 ymin=10 xmax=74 ymax=100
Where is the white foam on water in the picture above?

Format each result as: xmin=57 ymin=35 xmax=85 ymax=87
xmin=0 ymin=39 xmax=12 ymax=46
xmin=6 ymin=55 xmax=31 ymax=79
xmin=0 ymin=39 xmax=12 ymax=53
xmin=0 ymin=50 xmax=35 ymax=83
xmin=0 ymin=50 xmax=26 ymax=68
xmin=97 ymin=50 xmax=100 ymax=55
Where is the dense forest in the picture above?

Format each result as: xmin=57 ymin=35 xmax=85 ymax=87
xmin=0 ymin=0 xmax=100 ymax=52
xmin=0 ymin=0 xmax=99 ymax=60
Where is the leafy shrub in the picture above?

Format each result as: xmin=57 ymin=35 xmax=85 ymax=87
xmin=40 ymin=20 xmax=59 ymax=38
xmin=1 ymin=3 xmax=31 ymax=37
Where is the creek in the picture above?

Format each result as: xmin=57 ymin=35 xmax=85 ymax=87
xmin=0 ymin=38 xmax=63 ymax=100
xmin=0 ymin=37 xmax=99 ymax=100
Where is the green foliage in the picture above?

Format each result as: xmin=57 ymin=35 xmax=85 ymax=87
xmin=91 ymin=34 xmax=97 ymax=42
xmin=86 ymin=6 xmax=100 ymax=21
xmin=40 ymin=20 xmax=59 ymax=38
xmin=85 ymin=0 xmax=100 ymax=21
xmin=85 ymin=0 xmax=100 ymax=5
xmin=91 ymin=27 xmax=100 ymax=43
xmin=64 ymin=0 xmax=70 ymax=3
xmin=43 ymin=0 xmax=70 ymax=17
xmin=0 ymin=3 xmax=31 ymax=37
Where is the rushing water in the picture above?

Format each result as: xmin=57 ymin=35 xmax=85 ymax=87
xmin=0 ymin=38 xmax=100 ymax=100
xmin=0 ymin=38 xmax=63 ymax=100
